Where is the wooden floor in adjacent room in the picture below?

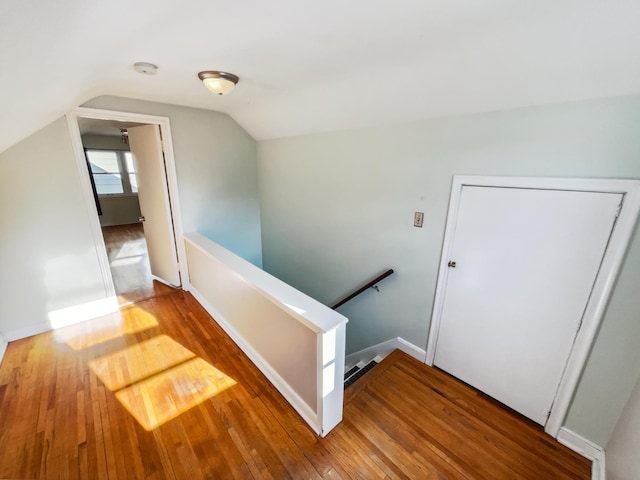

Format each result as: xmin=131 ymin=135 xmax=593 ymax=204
xmin=102 ymin=223 xmax=176 ymax=305
xmin=0 ymin=291 xmax=591 ymax=479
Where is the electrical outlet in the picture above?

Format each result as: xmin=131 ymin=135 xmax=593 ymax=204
xmin=414 ymin=211 xmax=424 ymax=228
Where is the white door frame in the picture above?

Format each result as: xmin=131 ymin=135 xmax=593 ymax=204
xmin=65 ymin=107 xmax=190 ymax=302
xmin=426 ymin=175 xmax=640 ymax=437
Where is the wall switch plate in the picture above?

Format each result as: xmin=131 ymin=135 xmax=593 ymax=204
xmin=414 ymin=211 xmax=424 ymax=228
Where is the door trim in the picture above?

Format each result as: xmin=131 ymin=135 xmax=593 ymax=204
xmin=65 ymin=107 xmax=190 ymax=301
xmin=425 ymin=175 xmax=640 ymax=437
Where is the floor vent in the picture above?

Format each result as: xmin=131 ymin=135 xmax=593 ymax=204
xmin=344 ymin=365 xmax=361 ymax=380
xmin=344 ymin=360 xmax=378 ymax=389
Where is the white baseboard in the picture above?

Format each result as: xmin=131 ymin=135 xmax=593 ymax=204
xmin=0 ymin=334 xmax=7 ymax=366
xmin=4 ymin=321 xmax=52 ymax=342
xmin=397 ymin=337 xmax=427 ymax=362
xmin=189 ymin=286 xmax=321 ymax=435
xmin=557 ymin=427 xmax=606 ymax=480
xmin=3 ymin=296 xmax=119 ymax=343
xmin=346 ymin=337 xmax=426 ymax=369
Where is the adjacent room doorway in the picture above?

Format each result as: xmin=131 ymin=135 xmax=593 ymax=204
xmin=67 ymin=108 xmax=186 ymax=306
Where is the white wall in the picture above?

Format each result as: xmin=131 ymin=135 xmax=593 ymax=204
xmin=82 ymin=96 xmax=262 ymax=266
xmin=95 ymin=196 xmax=142 ymax=227
xmin=257 ymin=94 xmax=640 ymax=447
xmin=0 ymin=118 xmax=107 ymax=336
xmin=607 ymin=375 xmax=640 ymax=480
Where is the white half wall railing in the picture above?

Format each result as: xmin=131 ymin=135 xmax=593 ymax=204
xmin=184 ymin=233 xmax=348 ymax=437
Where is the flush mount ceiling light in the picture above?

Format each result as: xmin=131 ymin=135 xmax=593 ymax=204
xmin=198 ymin=71 xmax=239 ymax=95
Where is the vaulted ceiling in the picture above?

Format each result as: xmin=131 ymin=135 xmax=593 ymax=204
xmin=2 ymin=0 xmax=640 ymax=153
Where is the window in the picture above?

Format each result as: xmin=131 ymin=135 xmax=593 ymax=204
xmin=86 ymin=150 xmax=138 ymax=196
xmin=124 ymin=152 xmax=138 ymax=193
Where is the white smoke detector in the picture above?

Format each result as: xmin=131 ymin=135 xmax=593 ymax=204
xmin=133 ymin=62 xmax=158 ymax=75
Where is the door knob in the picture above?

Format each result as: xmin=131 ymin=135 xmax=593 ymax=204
xmin=448 ymin=261 xmax=456 ymax=268
xmin=138 ymin=216 xmax=146 ymax=222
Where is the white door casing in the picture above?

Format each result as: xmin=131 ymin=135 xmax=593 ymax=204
xmin=66 ymin=108 xmax=189 ymax=303
xmin=127 ymin=125 xmax=181 ymax=287
xmin=426 ymin=176 xmax=640 ymax=437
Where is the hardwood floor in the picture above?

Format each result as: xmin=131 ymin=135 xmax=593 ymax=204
xmin=0 ymin=291 xmax=591 ymax=479
xmin=102 ymin=224 xmax=175 ymax=305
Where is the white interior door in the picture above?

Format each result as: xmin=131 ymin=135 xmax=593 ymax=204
xmin=127 ymin=125 xmax=181 ymax=287
xmin=433 ymin=186 xmax=621 ymax=425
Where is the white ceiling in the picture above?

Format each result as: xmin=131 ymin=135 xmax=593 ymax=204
xmin=2 ymin=0 xmax=640 ymax=154
xmin=78 ymin=118 xmax=146 ymax=136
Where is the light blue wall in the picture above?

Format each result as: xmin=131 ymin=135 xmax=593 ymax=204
xmin=83 ymin=96 xmax=262 ymax=266
xmin=606 ymin=373 xmax=640 ymax=479
xmin=257 ymin=94 xmax=640 ymax=446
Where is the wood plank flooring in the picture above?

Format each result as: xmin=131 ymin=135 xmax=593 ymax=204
xmin=102 ymin=224 xmax=175 ymax=305
xmin=0 ymin=291 xmax=591 ymax=479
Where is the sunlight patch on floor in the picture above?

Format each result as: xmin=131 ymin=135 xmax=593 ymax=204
xmin=110 ymin=255 xmax=145 ymax=268
xmin=116 ymin=357 xmax=237 ymax=430
xmin=114 ymin=240 xmax=147 ymax=259
xmin=89 ymin=335 xmax=195 ymax=391
xmin=54 ymin=307 xmax=159 ymax=351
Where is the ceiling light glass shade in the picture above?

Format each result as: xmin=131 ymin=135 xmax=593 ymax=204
xmin=198 ymin=71 xmax=239 ymax=95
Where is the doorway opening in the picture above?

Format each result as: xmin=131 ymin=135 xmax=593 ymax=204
xmin=102 ymin=219 xmax=176 ymax=305
xmin=67 ymin=109 xmax=187 ymax=307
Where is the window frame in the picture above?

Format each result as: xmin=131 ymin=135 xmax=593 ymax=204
xmin=86 ymin=148 xmax=138 ymax=197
